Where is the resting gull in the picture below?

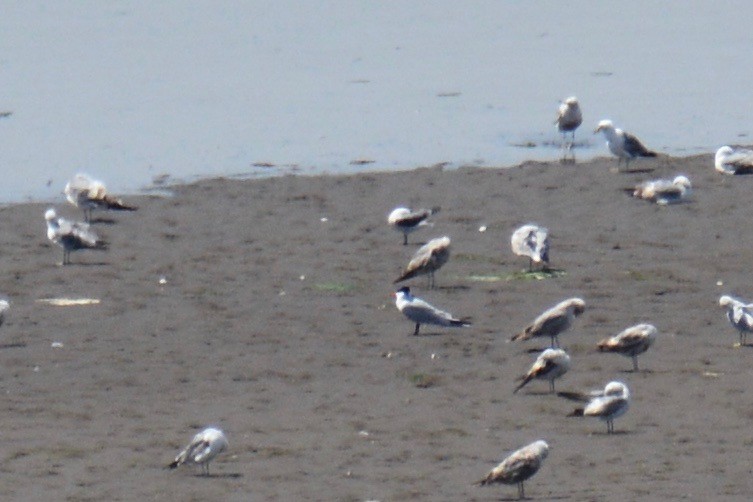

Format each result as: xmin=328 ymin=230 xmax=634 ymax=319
xmin=555 ymin=96 xmax=582 ymax=149
xmin=714 ymin=145 xmax=753 ymax=175
xmin=0 ymin=299 xmax=9 ymax=327
xmin=719 ymin=295 xmax=753 ymax=346
xmin=64 ymin=173 xmax=138 ymax=222
xmin=44 ymin=208 xmax=108 ymax=265
xmin=511 ymin=298 xmax=585 ymax=348
xmin=564 ymin=381 xmax=630 ymax=434
xmin=632 ymin=175 xmax=691 ymax=205
xmin=393 ymin=286 xmax=470 ymax=336
xmin=598 ymin=323 xmax=656 ymax=371
xmin=594 ymin=119 xmax=656 ymax=168
xmin=387 ymin=206 xmax=440 ymax=245
xmin=511 ymin=224 xmax=549 ymax=272
xmin=168 ymin=427 xmax=228 ymax=476
xmin=514 ymin=348 xmax=570 ymax=394
xmin=476 ymin=439 xmax=549 ymax=500
xmin=394 ymin=236 xmax=450 ymax=289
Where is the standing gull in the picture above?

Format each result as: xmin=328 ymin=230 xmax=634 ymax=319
xmin=719 ymin=295 xmax=753 ymax=346
xmin=511 ymin=224 xmax=549 ymax=272
xmin=387 ymin=206 xmax=440 ymax=245
xmin=564 ymin=381 xmax=630 ymax=434
xmin=631 ymin=175 xmax=691 ymax=205
xmin=393 ymin=286 xmax=470 ymax=336
xmin=64 ymin=173 xmax=138 ymax=222
xmin=555 ymin=96 xmax=582 ymax=149
xmin=511 ymin=298 xmax=585 ymax=348
xmin=394 ymin=236 xmax=451 ymax=289
xmin=598 ymin=323 xmax=657 ymax=371
xmin=476 ymin=440 xmax=549 ymax=500
xmin=594 ymin=119 xmax=657 ymax=169
xmin=44 ymin=208 xmax=108 ymax=265
xmin=168 ymin=427 xmax=228 ymax=476
xmin=514 ymin=348 xmax=570 ymax=394
xmin=715 ymin=145 xmax=753 ymax=175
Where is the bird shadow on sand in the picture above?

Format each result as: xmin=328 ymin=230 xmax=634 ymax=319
xmin=517 ymin=390 xmax=558 ymax=397
xmin=89 ymin=217 xmax=118 ymax=225
xmin=192 ymin=472 xmax=243 ymax=479
xmin=59 ymin=261 xmax=110 ymax=267
xmin=413 ymin=331 xmax=447 ymax=337
xmin=433 ymin=285 xmax=471 ymax=292
xmin=0 ymin=342 xmax=27 ymax=350
xmin=493 ymin=494 xmax=569 ymax=502
xmin=617 ymin=167 xmax=655 ymax=174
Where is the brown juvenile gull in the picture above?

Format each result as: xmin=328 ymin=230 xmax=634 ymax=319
xmin=632 ymin=175 xmax=691 ymax=205
xmin=168 ymin=427 xmax=228 ymax=476
xmin=719 ymin=295 xmax=753 ymax=346
xmin=44 ymin=208 xmax=108 ymax=265
xmin=554 ymin=96 xmax=582 ymax=149
xmin=64 ymin=173 xmax=138 ymax=222
xmin=715 ymin=145 xmax=753 ymax=175
xmin=598 ymin=323 xmax=657 ymax=371
xmin=566 ymin=381 xmax=630 ymax=434
xmin=393 ymin=286 xmax=470 ymax=336
xmin=514 ymin=348 xmax=570 ymax=394
xmin=387 ymin=206 xmax=440 ymax=245
xmin=511 ymin=298 xmax=585 ymax=348
xmin=594 ymin=119 xmax=657 ymax=169
xmin=510 ymin=223 xmax=549 ymax=272
xmin=394 ymin=235 xmax=450 ymax=289
xmin=476 ymin=439 xmax=549 ymax=500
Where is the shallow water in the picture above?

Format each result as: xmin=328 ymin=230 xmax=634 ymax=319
xmin=1 ymin=1 xmax=752 ymax=203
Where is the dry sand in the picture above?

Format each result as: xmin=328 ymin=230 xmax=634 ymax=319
xmin=1 ymin=153 xmax=753 ymax=501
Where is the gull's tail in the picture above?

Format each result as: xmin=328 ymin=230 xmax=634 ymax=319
xmin=449 ymin=318 xmax=471 ymax=328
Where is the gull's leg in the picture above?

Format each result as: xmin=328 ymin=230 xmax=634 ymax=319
xmin=413 ymin=323 xmax=420 ymax=336
xmin=632 ymin=355 xmax=639 ymax=372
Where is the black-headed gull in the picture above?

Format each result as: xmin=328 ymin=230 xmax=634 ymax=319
xmin=168 ymin=427 xmax=228 ymax=476
xmin=394 ymin=236 xmax=450 ymax=289
xmin=44 ymin=208 xmax=108 ymax=265
xmin=594 ymin=119 xmax=656 ymax=168
xmin=387 ymin=206 xmax=440 ymax=245
xmin=393 ymin=286 xmax=470 ymax=336
xmin=64 ymin=173 xmax=137 ymax=222
xmin=511 ymin=224 xmax=549 ymax=272
xmin=598 ymin=323 xmax=656 ymax=371
xmin=514 ymin=348 xmax=570 ymax=394
xmin=511 ymin=298 xmax=585 ymax=348
xmin=476 ymin=439 xmax=549 ymax=500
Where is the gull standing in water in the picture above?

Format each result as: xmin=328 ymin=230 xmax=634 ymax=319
xmin=394 ymin=236 xmax=450 ymax=289
xmin=387 ymin=206 xmax=440 ymax=245
xmin=64 ymin=173 xmax=138 ymax=222
xmin=168 ymin=427 xmax=228 ymax=476
xmin=555 ymin=96 xmax=582 ymax=150
xmin=514 ymin=348 xmax=570 ymax=394
xmin=476 ymin=440 xmax=549 ymax=500
xmin=393 ymin=286 xmax=470 ymax=336
xmin=511 ymin=224 xmax=549 ymax=272
xmin=719 ymin=295 xmax=753 ymax=346
xmin=598 ymin=323 xmax=657 ymax=371
xmin=511 ymin=298 xmax=585 ymax=348
xmin=631 ymin=175 xmax=691 ymax=205
xmin=594 ymin=119 xmax=657 ymax=169
xmin=44 ymin=208 xmax=108 ymax=265
xmin=564 ymin=381 xmax=630 ymax=434
xmin=714 ymin=145 xmax=753 ymax=175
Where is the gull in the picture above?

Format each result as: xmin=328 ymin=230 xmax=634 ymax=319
xmin=564 ymin=381 xmax=630 ymax=434
xmin=511 ymin=224 xmax=549 ymax=272
xmin=514 ymin=348 xmax=570 ymax=394
xmin=719 ymin=295 xmax=753 ymax=346
xmin=393 ymin=286 xmax=470 ymax=336
xmin=594 ymin=119 xmax=657 ymax=169
xmin=0 ymin=299 xmax=8 ymax=327
xmin=168 ymin=427 xmax=228 ymax=476
xmin=555 ymin=96 xmax=582 ymax=149
xmin=387 ymin=206 xmax=440 ymax=245
xmin=476 ymin=440 xmax=549 ymax=500
xmin=715 ymin=145 xmax=753 ymax=175
xmin=597 ymin=323 xmax=657 ymax=371
xmin=632 ymin=175 xmax=691 ymax=205
xmin=394 ymin=236 xmax=450 ymax=289
xmin=44 ymin=208 xmax=108 ymax=265
xmin=511 ymin=298 xmax=586 ymax=348
xmin=64 ymin=173 xmax=138 ymax=222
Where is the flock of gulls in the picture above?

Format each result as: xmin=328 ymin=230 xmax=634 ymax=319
xmin=20 ymin=96 xmax=753 ymax=494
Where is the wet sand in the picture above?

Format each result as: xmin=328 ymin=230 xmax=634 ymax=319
xmin=1 ymin=153 xmax=753 ymax=501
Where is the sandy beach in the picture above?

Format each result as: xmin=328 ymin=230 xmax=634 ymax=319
xmin=2 ymin=152 xmax=753 ymax=501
